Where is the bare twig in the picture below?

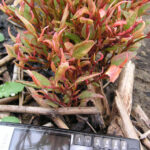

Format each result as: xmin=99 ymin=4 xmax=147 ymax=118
xmin=115 ymin=91 xmax=139 ymax=139
xmin=12 ymin=64 xmax=18 ymax=81
xmin=77 ymin=115 xmax=97 ymax=133
xmin=103 ymin=81 xmax=110 ymax=89
xmin=0 ymin=96 xmax=19 ymax=104
xmin=115 ymin=92 xmax=144 ymax=150
xmin=0 ymin=66 xmax=7 ymax=75
xmin=135 ymin=128 xmax=150 ymax=149
xmin=0 ymin=55 xmax=13 ymax=67
xmin=132 ymin=105 xmax=150 ymax=129
xmin=100 ymin=81 xmax=110 ymax=116
xmin=140 ymin=130 xmax=150 ymax=140
xmin=52 ymin=117 xmax=69 ymax=129
xmin=0 ymin=105 xmax=99 ymax=115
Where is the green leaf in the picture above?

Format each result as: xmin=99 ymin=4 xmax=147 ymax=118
xmin=64 ymin=95 xmax=70 ymax=103
xmin=17 ymin=80 xmax=40 ymax=89
xmin=60 ymin=4 xmax=69 ymax=28
xmin=15 ymin=11 xmax=37 ymax=38
xmin=124 ymin=11 xmax=137 ymax=30
xmin=55 ymin=62 xmax=69 ymax=81
xmin=27 ymin=71 xmax=51 ymax=87
xmin=81 ymin=24 xmax=95 ymax=40
xmin=0 ymin=33 xmax=5 ymax=42
xmin=1 ymin=116 xmax=20 ymax=123
xmin=4 ymin=44 xmax=17 ymax=58
xmin=79 ymin=90 xmax=103 ymax=99
xmin=64 ymin=32 xmax=81 ymax=44
xmin=0 ymin=82 xmax=24 ymax=98
xmin=111 ymin=52 xmax=136 ymax=66
xmin=73 ymin=40 xmax=95 ymax=59
xmin=138 ymin=3 xmax=150 ymax=16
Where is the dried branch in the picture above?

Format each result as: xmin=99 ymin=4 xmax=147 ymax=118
xmin=140 ymin=130 xmax=150 ymax=140
xmin=0 ymin=66 xmax=7 ymax=75
xmin=132 ymin=105 xmax=150 ymax=129
xmin=0 ymin=96 xmax=19 ymax=104
xmin=118 ymin=61 xmax=135 ymax=115
xmin=135 ymin=128 xmax=150 ymax=150
xmin=0 ymin=105 xmax=99 ymax=115
xmin=0 ymin=55 xmax=13 ymax=67
xmin=115 ymin=91 xmax=139 ymax=139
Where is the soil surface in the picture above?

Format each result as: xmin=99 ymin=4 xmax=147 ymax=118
xmin=133 ymin=15 xmax=150 ymax=117
xmin=0 ymin=10 xmax=149 ymax=129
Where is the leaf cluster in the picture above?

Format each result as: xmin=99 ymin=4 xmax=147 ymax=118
xmin=0 ymin=0 xmax=150 ymax=107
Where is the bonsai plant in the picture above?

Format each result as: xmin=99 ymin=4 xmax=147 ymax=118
xmin=0 ymin=0 xmax=150 ymax=128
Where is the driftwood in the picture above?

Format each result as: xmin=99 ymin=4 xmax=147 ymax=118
xmin=108 ymin=61 xmax=135 ymax=135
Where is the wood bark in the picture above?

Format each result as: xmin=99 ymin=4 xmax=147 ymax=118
xmin=107 ymin=61 xmax=135 ymax=135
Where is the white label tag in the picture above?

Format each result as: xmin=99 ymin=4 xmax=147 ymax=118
xmin=0 ymin=125 xmax=14 ymax=150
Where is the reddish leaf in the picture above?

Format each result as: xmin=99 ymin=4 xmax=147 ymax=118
xmin=60 ymin=4 xmax=69 ymax=28
xmin=113 ymin=20 xmax=127 ymax=27
xmin=72 ymin=7 xmax=89 ymax=19
xmin=75 ymin=72 xmax=102 ymax=85
xmin=15 ymin=11 xmax=37 ymax=38
xmin=105 ymin=65 xmax=122 ymax=83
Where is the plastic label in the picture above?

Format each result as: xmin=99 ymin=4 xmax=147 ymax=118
xmin=0 ymin=125 xmax=14 ymax=150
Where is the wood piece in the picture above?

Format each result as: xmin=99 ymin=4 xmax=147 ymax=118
xmin=107 ymin=61 xmax=135 ymax=135
xmin=132 ymin=105 xmax=150 ymax=129
xmin=132 ymin=105 xmax=150 ymax=141
xmin=115 ymin=91 xmax=139 ymax=139
xmin=52 ymin=117 xmax=69 ymax=129
xmin=140 ymin=130 xmax=150 ymax=140
xmin=0 ymin=66 xmax=7 ymax=75
xmin=115 ymin=92 xmax=144 ymax=150
xmin=141 ymin=138 xmax=150 ymax=149
xmin=0 ymin=96 xmax=19 ymax=104
xmin=118 ymin=61 xmax=135 ymax=115
xmin=135 ymin=128 xmax=150 ymax=150
xmin=12 ymin=64 xmax=18 ymax=81
xmin=0 ymin=55 xmax=13 ymax=67
xmin=0 ymin=105 xmax=99 ymax=115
